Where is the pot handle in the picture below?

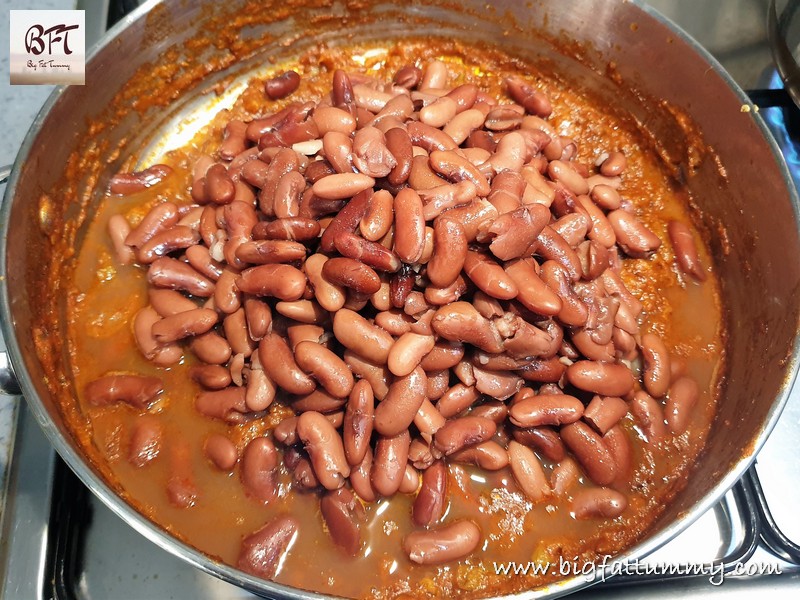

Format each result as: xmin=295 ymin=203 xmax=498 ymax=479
xmin=0 ymin=351 xmax=21 ymax=395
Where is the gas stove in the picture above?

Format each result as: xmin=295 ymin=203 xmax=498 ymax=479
xmin=1 ymin=0 xmax=799 ymax=598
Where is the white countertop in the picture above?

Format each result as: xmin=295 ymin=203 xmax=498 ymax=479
xmin=0 ymin=0 xmax=775 ymax=515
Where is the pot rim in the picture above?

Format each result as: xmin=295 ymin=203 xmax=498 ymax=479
xmin=1 ymin=1 xmax=798 ymax=598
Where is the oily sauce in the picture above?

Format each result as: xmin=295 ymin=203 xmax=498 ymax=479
xmin=66 ymin=39 xmax=723 ymax=598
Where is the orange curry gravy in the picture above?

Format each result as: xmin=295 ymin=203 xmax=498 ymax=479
xmin=65 ymin=40 xmax=723 ymax=598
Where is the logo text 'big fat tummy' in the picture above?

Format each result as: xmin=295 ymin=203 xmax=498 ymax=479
xmin=9 ymin=10 xmax=85 ymax=85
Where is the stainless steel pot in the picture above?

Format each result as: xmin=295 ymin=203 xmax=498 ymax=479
xmin=1 ymin=0 xmax=799 ymax=597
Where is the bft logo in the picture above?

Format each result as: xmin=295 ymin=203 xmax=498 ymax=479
xmin=25 ymin=23 xmax=80 ymax=56
xmin=10 ymin=10 xmax=86 ymax=85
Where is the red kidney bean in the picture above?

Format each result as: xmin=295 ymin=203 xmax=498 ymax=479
xmin=334 ymin=232 xmax=402 ymax=273
xmin=420 ymin=341 xmax=464 ymax=372
xmin=195 ymin=386 xmax=247 ymax=423
xmin=185 ymin=245 xmax=223 ymax=283
xmin=371 ymin=430 xmax=410 ymax=497
xmin=583 ymin=395 xmax=629 ymax=435
xmin=375 ymin=309 xmax=414 ymax=336
xmin=190 ymin=364 xmax=232 ymax=390
xmin=265 ymin=70 xmax=301 ymax=99
xmin=343 ymin=380 xmax=374 ymax=466
xmin=320 ymin=487 xmax=365 ymax=556
xmin=286 ymin=323 xmax=325 ymax=349
xmin=151 ymin=307 xmax=218 ymax=343
xmin=204 ymin=433 xmax=238 ymax=471
xmin=392 ymin=187 xmax=426 ymax=264
xmin=465 ymin=250 xmax=523 ymax=300
xmin=512 ymin=426 xmax=566 ymax=462
xmin=344 ymin=352 xmax=390 ymax=401
xmin=297 ymin=411 xmax=350 ymax=490
xmin=236 ymin=264 xmax=306 ymax=300
xmin=237 ymin=515 xmax=298 ymax=579
xmin=572 ymin=487 xmax=628 ymax=519
xmin=387 ymin=333 xmax=436 ymax=377
xmin=412 ymin=459 xmax=448 ymax=526
xmin=539 ymin=260 xmax=588 ymax=327
xmin=503 ymin=259 xmax=560 ymax=316
xmin=350 ymin=447 xmax=377 ymax=503
xmin=414 ymin=398 xmax=447 ymax=437
xmin=85 ymin=374 xmax=162 ymax=409
xmin=561 ymin=421 xmax=618 ymax=486
xmin=403 ymin=520 xmax=481 ymax=565
xmin=393 ymin=64 xmax=422 ymax=88
xmin=148 ymin=289 xmax=197 ymax=317
xmin=450 ymin=441 xmax=509 ymax=470
xmin=425 ymin=370 xmax=450 ymax=402
xmin=167 ymin=440 xmax=198 ymax=508
xmin=125 ymin=202 xmax=180 ymax=249
xmin=505 ymin=76 xmax=552 ymax=117
xmin=190 ymin=332 xmax=232 ymax=365
xmin=508 ymin=440 xmax=551 ymax=502
xmin=128 ymin=415 xmax=162 ymax=467
xmin=294 ymin=340 xmax=354 ymax=398
xmin=431 ymin=301 xmax=503 ymax=353
xmin=429 ymin=149 xmax=490 ymax=196
xmin=435 ymin=383 xmax=480 ymax=419
xmin=243 ymin=297 xmax=272 ymax=341
xmin=433 ymin=416 xmax=496 ymax=456
xmin=218 ymin=120 xmax=248 ymax=160
xmin=641 ymin=333 xmax=671 ymax=398
xmin=536 ymin=225 xmax=582 ymax=281
xmin=631 ymin=390 xmax=668 ymax=443
xmin=668 ymin=220 xmax=707 ymax=281
xmin=204 ymin=164 xmax=236 ymax=205
xmin=283 ymin=446 xmax=320 ymax=491
xmin=471 ymin=364 xmax=522 ymax=400
xmin=241 ymin=437 xmax=279 ymax=503
xmin=312 ymin=173 xmax=375 ymax=200
xmin=246 ymin=365 xmax=276 ymax=412
xmin=321 ymin=257 xmax=381 ymax=295
xmin=607 ymin=209 xmax=661 ymax=258
xmin=107 ymin=215 xmax=136 ymax=265
xmin=257 ymin=333 xmax=316 ymax=396
xmin=666 ymin=376 xmax=699 ymax=434
xmin=550 ymin=456 xmax=580 ymax=496
xmin=132 ymin=306 xmax=183 ymax=365
xmin=333 ymin=309 xmax=394 ymax=364
xmin=147 ymin=257 xmax=214 ymax=297
xmin=566 ymin=360 xmax=634 ymax=397
xmin=509 ymin=394 xmax=584 ymax=428
xmin=600 ymin=151 xmax=627 ymax=177
xmin=109 ymin=164 xmax=173 ymax=195
xmin=374 ymin=367 xmax=427 ymax=436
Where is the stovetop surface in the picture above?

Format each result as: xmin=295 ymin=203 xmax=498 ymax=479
xmin=2 ymin=0 xmax=800 ymax=599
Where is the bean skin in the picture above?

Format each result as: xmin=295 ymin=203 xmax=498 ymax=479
xmin=512 ymin=426 xmax=566 ymax=462
xmin=295 ymin=340 xmax=354 ymax=398
xmin=195 ymin=387 xmax=247 ymax=423
xmin=508 ymin=440 xmax=551 ymax=502
xmin=566 ymin=360 xmax=635 ymax=397
xmin=504 ymin=258 xmax=561 ymax=316
xmin=387 ymin=333 xmax=436 ymax=377
xmin=450 ymin=441 xmax=509 ymax=470
xmin=371 ymin=430 xmax=410 ymax=497
xmin=560 ymin=421 xmax=617 ymax=486
xmin=85 ymin=374 xmax=162 ymax=409
xmin=434 ymin=416 xmax=496 ymax=456
xmin=509 ymin=394 xmax=584 ymax=428
xmin=583 ymin=395 xmax=629 ymax=435
xmin=413 ymin=459 xmax=448 ymax=526
xmin=427 ymin=217 xmax=468 ymax=288
xmin=312 ymin=173 xmax=375 ymax=200
xmin=403 ymin=520 xmax=481 ymax=565
xmin=668 ymin=220 xmax=707 ymax=281
xmin=431 ymin=302 xmax=503 ymax=353
xmin=608 ymin=209 xmax=661 ymax=258
xmin=572 ymin=488 xmax=628 ymax=519
xmin=350 ymin=447 xmax=377 ymax=503
xmin=297 ymin=411 xmax=350 ymax=490
xmin=374 ymin=366 xmax=427 ymax=436
xmin=204 ymin=433 xmax=238 ymax=470
xmin=151 ymin=307 xmax=218 ymax=343
xmin=258 ymin=333 xmax=316 ymax=396
xmin=666 ymin=376 xmax=700 ymax=434
xmin=110 ymin=164 xmax=173 ymax=196
xmin=265 ymin=70 xmax=301 ymax=100
xmin=320 ymin=487 xmax=365 ymax=556
xmin=237 ymin=515 xmax=298 ymax=579
xmin=641 ymin=333 xmax=672 ymax=398
xmin=333 ymin=309 xmax=394 ymax=364
xmin=393 ymin=187 xmax=426 ymax=264
xmin=190 ymin=364 xmax=232 ymax=390
xmin=343 ymin=379 xmax=374 ymax=466
xmin=128 ymin=416 xmax=162 ymax=467
xmin=322 ymin=257 xmax=382 ymax=295
xmin=631 ymin=390 xmax=668 ymax=442
xmin=236 ymin=264 xmax=307 ymax=301
xmin=148 ymin=257 xmax=215 ymax=297
xmin=241 ymin=437 xmax=279 ymax=502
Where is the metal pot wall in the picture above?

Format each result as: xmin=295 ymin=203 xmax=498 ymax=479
xmin=1 ymin=0 xmax=799 ymax=597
